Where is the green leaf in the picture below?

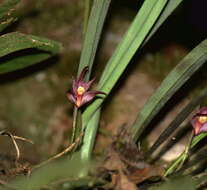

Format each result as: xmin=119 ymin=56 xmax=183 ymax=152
xmin=191 ymin=133 xmax=207 ymax=148
xmin=130 ymin=39 xmax=207 ymax=141
xmin=83 ymin=0 xmax=93 ymax=35
xmin=80 ymin=0 xmax=185 ymax=163
xmin=98 ymin=0 xmax=168 ymax=88
xmin=143 ymin=0 xmax=183 ymax=46
xmin=0 ymin=0 xmax=20 ymax=32
xmin=82 ymin=0 xmax=169 ymax=128
xmin=81 ymin=109 xmax=101 ymax=162
xmin=0 ymin=32 xmax=62 ymax=74
xmin=78 ymin=0 xmax=111 ymax=80
xmin=147 ymin=86 xmax=207 ymax=156
xmin=76 ymin=0 xmax=111 ymax=162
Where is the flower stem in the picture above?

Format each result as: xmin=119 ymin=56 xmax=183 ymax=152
xmin=71 ymin=107 xmax=78 ymax=143
xmin=164 ymin=130 xmax=194 ymax=176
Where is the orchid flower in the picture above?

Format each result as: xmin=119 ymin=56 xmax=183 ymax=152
xmin=191 ymin=107 xmax=207 ymax=135
xmin=67 ymin=67 xmax=106 ymax=108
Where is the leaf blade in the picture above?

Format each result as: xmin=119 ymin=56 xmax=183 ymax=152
xmin=0 ymin=32 xmax=62 ymax=74
xmin=147 ymin=86 xmax=207 ymax=156
xmin=78 ymin=0 xmax=111 ymax=80
xmin=130 ymin=39 xmax=207 ymax=141
xmin=82 ymin=0 xmax=169 ymax=127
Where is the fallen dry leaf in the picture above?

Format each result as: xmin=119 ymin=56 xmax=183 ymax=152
xmin=100 ymin=128 xmax=164 ymax=189
xmin=103 ymin=146 xmax=126 ymax=172
xmin=113 ymin=170 xmax=138 ymax=190
xmin=128 ymin=165 xmax=164 ymax=184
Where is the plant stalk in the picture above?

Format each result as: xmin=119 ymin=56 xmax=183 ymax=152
xmin=71 ymin=107 xmax=78 ymax=143
xmin=164 ymin=130 xmax=194 ymax=176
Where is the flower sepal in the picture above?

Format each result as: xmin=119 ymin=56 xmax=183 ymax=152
xmin=67 ymin=67 xmax=106 ymax=108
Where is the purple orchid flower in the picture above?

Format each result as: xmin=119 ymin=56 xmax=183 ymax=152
xmin=191 ymin=107 xmax=207 ymax=135
xmin=67 ymin=66 xmax=106 ymax=108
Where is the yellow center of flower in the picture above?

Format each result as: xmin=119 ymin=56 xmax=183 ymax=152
xmin=77 ymin=86 xmax=85 ymax=95
xmin=198 ymin=116 xmax=207 ymax=123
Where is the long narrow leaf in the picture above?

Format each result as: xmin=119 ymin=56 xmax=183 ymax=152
xmin=98 ymin=0 xmax=168 ymax=88
xmin=83 ymin=0 xmax=93 ymax=35
xmin=191 ymin=133 xmax=207 ymax=148
xmin=77 ymin=0 xmax=111 ymax=80
xmin=81 ymin=110 xmax=101 ymax=162
xmin=147 ymin=86 xmax=207 ymax=156
xmin=143 ymin=0 xmax=183 ymax=45
xmin=75 ymin=0 xmax=111 ymax=161
xmin=130 ymin=39 xmax=207 ymax=142
xmin=80 ymin=0 xmax=174 ymax=163
xmin=82 ymin=0 xmax=169 ymax=128
xmin=0 ymin=32 xmax=62 ymax=74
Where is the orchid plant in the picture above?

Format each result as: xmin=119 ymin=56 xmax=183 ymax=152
xmin=3 ymin=0 xmax=207 ymax=189
xmin=164 ymin=107 xmax=207 ymax=176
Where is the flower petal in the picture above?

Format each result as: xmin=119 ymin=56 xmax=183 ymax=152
xmin=66 ymin=91 xmax=76 ymax=105
xmin=84 ymin=77 xmax=96 ymax=91
xmin=80 ymin=90 xmax=106 ymax=107
xmin=195 ymin=107 xmax=207 ymax=116
xmin=72 ymin=79 xmax=78 ymax=92
xmin=80 ymin=92 xmax=96 ymax=107
xmin=191 ymin=107 xmax=207 ymax=135
xmin=77 ymin=66 xmax=89 ymax=82
xmin=191 ymin=119 xmax=202 ymax=135
xmin=199 ymin=122 xmax=207 ymax=134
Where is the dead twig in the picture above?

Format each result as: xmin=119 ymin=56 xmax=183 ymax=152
xmin=0 ymin=131 xmax=33 ymax=167
xmin=1 ymin=131 xmax=20 ymax=163
xmin=12 ymin=135 xmax=34 ymax=145
xmin=33 ymin=132 xmax=84 ymax=170
xmin=0 ymin=131 xmax=34 ymax=144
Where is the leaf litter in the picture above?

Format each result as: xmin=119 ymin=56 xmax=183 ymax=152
xmin=99 ymin=127 xmax=164 ymax=190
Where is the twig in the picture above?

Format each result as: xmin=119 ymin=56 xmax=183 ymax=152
xmin=0 ymin=131 xmax=34 ymax=172
xmin=12 ymin=136 xmax=34 ymax=144
xmin=0 ymin=131 xmax=20 ymax=163
xmin=0 ymin=131 xmax=34 ymax=163
xmin=33 ymin=132 xmax=84 ymax=170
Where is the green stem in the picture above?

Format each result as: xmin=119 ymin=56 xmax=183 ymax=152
xmin=176 ymin=131 xmax=194 ymax=170
xmin=164 ymin=153 xmax=185 ymax=177
xmin=164 ymin=130 xmax=194 ymax=176
xmin=71 ymin=107 xmax=78 ymax=143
